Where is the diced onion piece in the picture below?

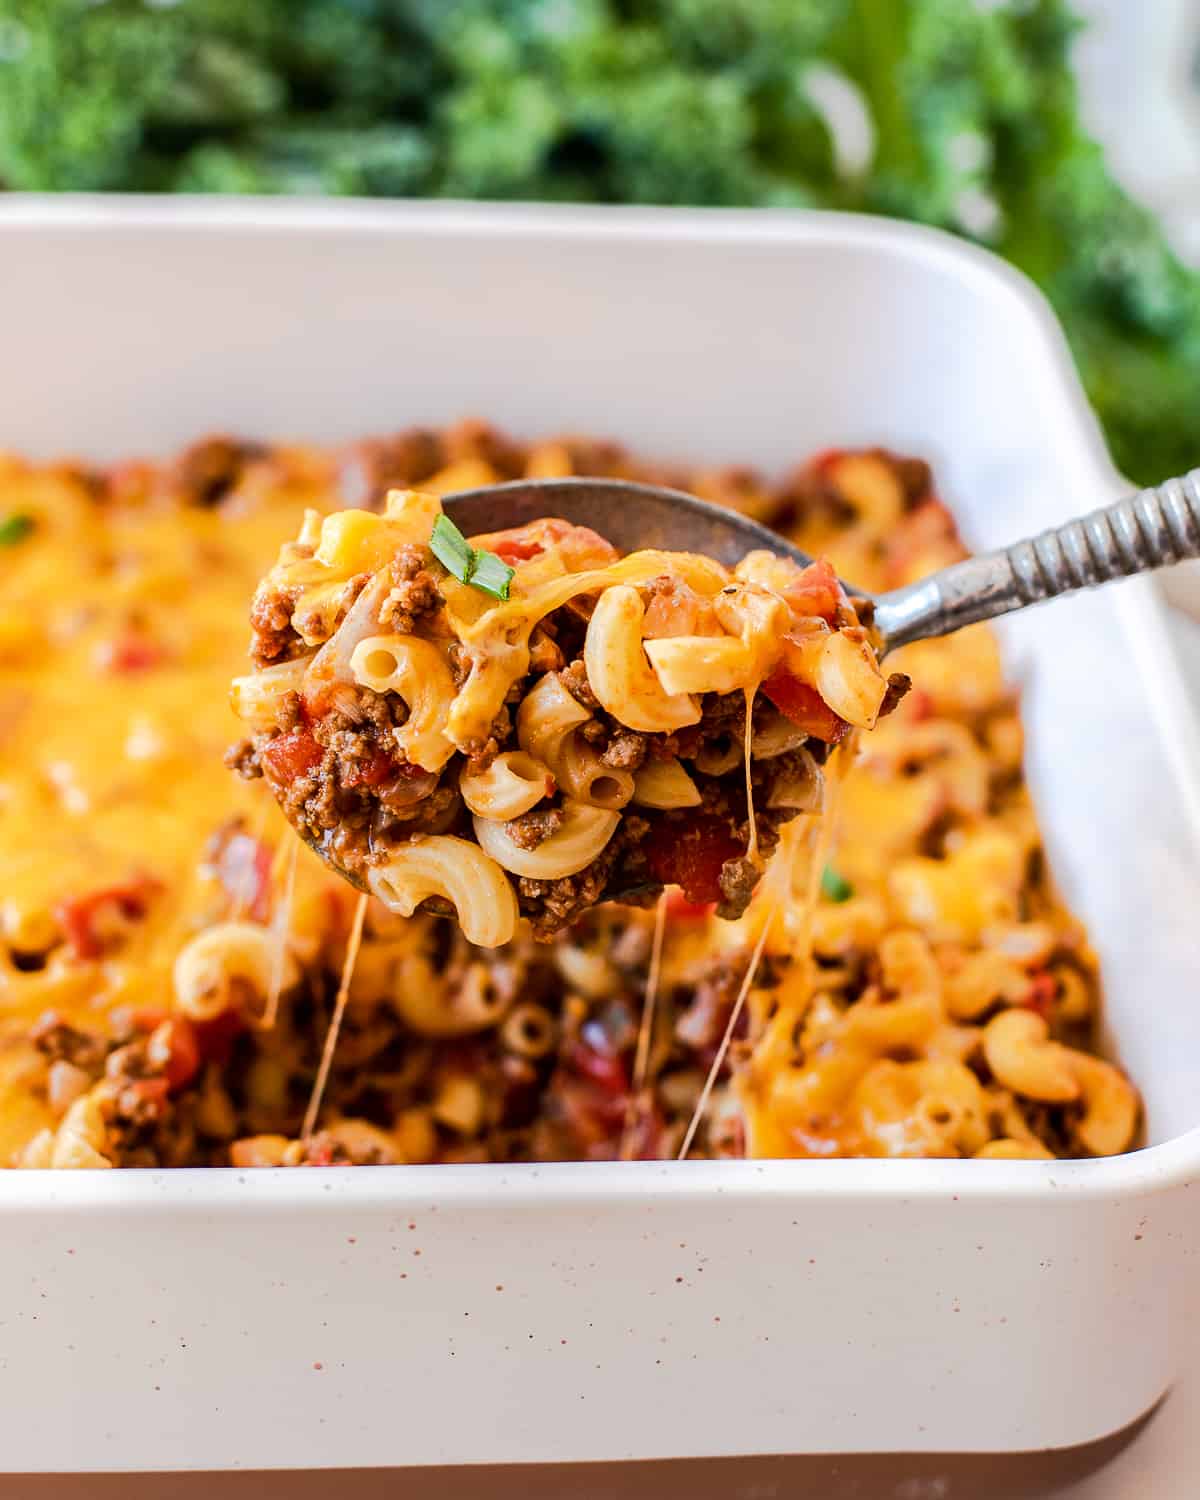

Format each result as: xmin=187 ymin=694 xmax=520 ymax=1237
xmin=766 ymin=748 xmax=825 ymax=812
xmin=751 ymin=706 xmax=814 ymax=759
xmin=643 ymin=635 xmax=755 ymax=696
xmin=633 ymin=757 xmax=702 ymax=809
xmin=303 ymin=571 xmax=393 ymax=687
xmin=814 ymin=631 xmax=887 ymax=729
xmin=230 ymin=656 xmax=312 ymax=733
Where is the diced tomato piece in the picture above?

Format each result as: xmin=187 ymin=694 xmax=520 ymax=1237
xmin=624 ymin=1100 xmax=667 ymax=1161
xmin=192 ymin=1008 xmax=246 ymax=1068
xmin=1025 ymin=972 xmax=1058 ymax=1021
xmin=56 ymin=875 xmax=161 ymax=960
xmin=302 ymin=1140 xmax=336 ymax=1168
xmin=782 ymin=559 xmax=844 ymax=626
xmin=760 ymin=669 xmax=850 ymax=745
xmin=642 ymin=578 xmax=720 ymax=639
xmin=807 ymin=448 xmax=846 ymax=478
xmin=645 ymin=815 xmax=745 ymax=908
xmin=163 ymin=1020 xmax=201 ymax=1092
xmin=395 ymin=758 xmax=431 ymax=779
xmin=665 ymin=888 xmax=716 ymax=922
xmin=476 ymin=518 xmax=618 ymax=571
xmin=213 ymin=830 xmax=274 ymax=922
xmin=342 ymin=747 xmax=398 ymax=789
xmin=554 ymin=1076 xmax=628 ymax=1155
xmin=131 ymin=1006 xmax=169 ymax=1034
xmin=96 ymin=634 xmax=166 ymax=673
xmin=125 ymin=1077 xmax=171 ymax=1112
xmin=492 ymin=535 xmax=544 ymax=565
xmin=261 ymin=727 xmax=323 ymax=785
xmin=148 ymin=1017 xmax=201 ymax=1093
xmin=298 ymin=688 xmax=330 ymax=725
xmin=569 ymin=1040 xmax=629 ymax=1097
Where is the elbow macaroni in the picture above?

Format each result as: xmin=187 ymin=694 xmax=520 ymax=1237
xmin=584 ymin=585 xmax=701 ymax=732
xmin=350 ymin=634 xmax=456 ymax=772
xmin=230 ymin=656 xmax=311 ymax=732
xmin=516 ymin=675 xmax=634 ymax=809
xmin=460 ymin=750 xmax=555 ymax=820
xmin=368 ymin=835 xmax=519 ymax=948
xmin=473 ymin=802 xmax=620 ymax=881
xmin=174 ymin=921 xmax=300 ymax=1022
xmin=632 ymin=757 xmax=702 ymax=809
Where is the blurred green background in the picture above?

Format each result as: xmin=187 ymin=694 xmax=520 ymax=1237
xmin=2 ymin=0 xmax=1197 ymax=484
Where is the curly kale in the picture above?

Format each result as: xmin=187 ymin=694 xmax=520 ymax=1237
xmin=0 ymin=0 xmax=1196 ymax=483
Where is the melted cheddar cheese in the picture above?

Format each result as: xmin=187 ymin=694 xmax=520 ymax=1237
xmin=0 ymin=449 xmax=346 ymax=1157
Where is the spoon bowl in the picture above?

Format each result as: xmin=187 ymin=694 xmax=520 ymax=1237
xmin=445 ymin=470 xmax=1200 ymax=653
xmin=442 ymin=476 xmax=815 ymax=574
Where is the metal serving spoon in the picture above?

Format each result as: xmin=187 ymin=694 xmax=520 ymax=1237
xmin=289 ymin=469 xmax=1200 ymax=897
xmin=444 ymin=472 xmax=1200 ymax=651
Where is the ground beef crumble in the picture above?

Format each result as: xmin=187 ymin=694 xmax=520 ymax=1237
xmin=601 ymin=730 xmax=648 ymax=770
xmin=172 ymin=435 xmax=264 ymax=508
xmin=505 ymin=806 xmax=567 ymax=851
xmin=558 ymin=659 xmax=648 ymax=768
xmin=463 ymin=704 xmax=514 ymax=774
xmin=378 ymin=547 xmax=442 ymax=634
xmin=224 ymin=739 xmax=262 ymax=779
xmin=717 ymin=855 xmax=761 ymax=920
xmin=559 ymin=659 xmax=599 ymax=710
xmin=249 ymin=584 xmax=301 ymax=665
xmin=880 ymin=671 xmax=912 ymax=718
xmin=32 ymin=1015 xmax=105 ymax=1071
xmin=518 ymin=814 xmax=653 ymax=937
xmin=337 ymin=428 xmax=444 ymax=507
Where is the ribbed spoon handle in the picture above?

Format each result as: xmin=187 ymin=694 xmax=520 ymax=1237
xmin=873 ymin=470 xmax=1200 ymax=650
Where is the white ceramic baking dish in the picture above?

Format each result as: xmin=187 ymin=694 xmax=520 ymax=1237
xmin=0 ymin=197 xmax=1198 ymax=1473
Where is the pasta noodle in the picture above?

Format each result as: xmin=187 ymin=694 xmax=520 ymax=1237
xmin=348 ymin=635 xmax=456 ymax=773
xmin=460 ymin=750 xmax=555 ymax=820
xmin=368 ymin=836 xmax=520 ymax=949
xmin=174 ymin=921 xmax=299 ymax=1023
xmin=516 ymin=676 xmax=633 ymax=810
xmin=631 ymin=757 xmax=702 ymax=810
xmin=473 ymin=802 xmax=620 ymax=880
xmin=586 ymin=586 xmax=704 ymax=727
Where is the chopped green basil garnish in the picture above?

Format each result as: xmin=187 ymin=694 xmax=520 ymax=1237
xmin=430 ymin=513 xmax=514 ymax=601
xmin=469 ymin=547 xmax=515 ymax=599
xmin=821 ymin=864 xmax=853 ymax=903
xmin=0 ymin=513 xmax=34 ymax=547
xmin=430 ymin=511 xmax=474 ymax=580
